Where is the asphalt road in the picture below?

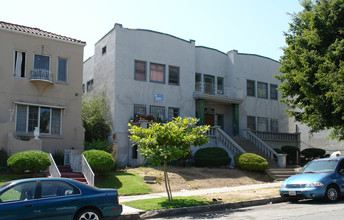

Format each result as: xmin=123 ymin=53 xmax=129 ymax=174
xmin=152 ymin=199 xmax=344 ymax=220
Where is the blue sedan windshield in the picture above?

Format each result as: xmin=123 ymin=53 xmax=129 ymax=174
xmin=300 ymin=160 xmax=339 ymax=174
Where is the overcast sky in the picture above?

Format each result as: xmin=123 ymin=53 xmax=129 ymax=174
xmin=1 ymin=0 xmax=303 ymax=61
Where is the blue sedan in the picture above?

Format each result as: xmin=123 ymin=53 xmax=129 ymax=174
xmin=0 ymin=178 xmax=122 ymax=220
xmin=280 ymin=157 xmax=344 ymax=202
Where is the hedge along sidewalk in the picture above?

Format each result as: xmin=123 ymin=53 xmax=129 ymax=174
xmin=120 ymin=182 xmax=281 ymax=203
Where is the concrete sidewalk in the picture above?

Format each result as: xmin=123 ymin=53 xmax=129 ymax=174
xmin=118 ymin=182 xmax=282 ymax=218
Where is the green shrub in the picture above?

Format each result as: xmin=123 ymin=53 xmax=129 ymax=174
xmin=273 ymin=148 xmax=285 ymax=154
xmin=84 ymin=140 xmax=113 ymax=153
xmin=300 ymin=148 xmax=326 ymax=162
xmin=281 ymin=145 xmax=300 ymax=164
xmin=0 ymin=148 xmax=8 ymax=167
xmin=82 ymin=150 xmax=114 ymax=173
xmin=281 ymin=146 xmax=299 ymax=155
xmin=234 ymin=153 xmax=268 ymax=171
xmin=52 ymin=150 xmax=64 ymax=166
xmin=7 ymin=150 xmax=51 ymax=177
xmin=194 ymin=147 xmax=231 ymax=167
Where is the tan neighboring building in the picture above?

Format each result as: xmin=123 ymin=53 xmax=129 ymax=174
xmin=0 ymin=21 xmax=85 ymax=155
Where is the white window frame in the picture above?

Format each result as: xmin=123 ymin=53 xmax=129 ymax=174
xmin=15 ymin=103 xmax=63 ymax=136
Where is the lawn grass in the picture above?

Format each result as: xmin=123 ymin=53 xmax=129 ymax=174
xmin=123 ymin=196 xmax=216 ymax=211
xmin=95 ymin=172 xmax=151 ymax=195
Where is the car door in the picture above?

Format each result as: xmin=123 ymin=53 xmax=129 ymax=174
xmin=0 ymin=181 xmax=38 ymax=220
xmin=36 ymin=180 xmax=82 ymax=220
xmin=336 ymin=159 xmax=344 ymax=194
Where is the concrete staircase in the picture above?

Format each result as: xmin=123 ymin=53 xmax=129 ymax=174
xmin=58 ymin=165 xmax=87 ymax=184
xmin=230 ymin=136 xmax=298 ymax=180
xmin=266 ymin=168 xmax=298 ymax=181
xmin=230 ymin=136 xmax=279 ymax=168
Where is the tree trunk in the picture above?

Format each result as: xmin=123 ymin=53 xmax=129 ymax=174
xmin=163 ymin=160 xmax=172 ymax=201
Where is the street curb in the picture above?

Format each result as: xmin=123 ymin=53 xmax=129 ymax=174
xmin=115 ymin=196 xmax=287 ymax=219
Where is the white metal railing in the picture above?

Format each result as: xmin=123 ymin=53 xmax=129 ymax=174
xmin=216 ymin=127 xmax=245 ymax=155
xmin=245 ymin=130 xmax=280 ymax=160
xmin=250 ymin=130 xmax=300 ymax=142
xmin=48 ymin=153 xmax=61 ymax=178
xmin=31 ymin=68 xmax=53 ymax=82
xmin=82 ymin=155 xmax=95 ymax=186
xmin=194 ymin=82 xmax=230 ymax=97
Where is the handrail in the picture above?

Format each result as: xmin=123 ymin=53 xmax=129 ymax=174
xmin=48 ymin=153 xmax=61 ymax=178
xmin=82 ymin=155 xmax=95 ymax=187
xmin=245 ymin=130 xmax=279 ymax=160
xmin=216 ymin=127 xmax=245 ymax=155
xmin=250 ymin=130 xmax=300 ymax=142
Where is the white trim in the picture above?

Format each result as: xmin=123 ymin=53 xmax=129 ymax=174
xmin=14 ymin=101 xmax=66 ymax=109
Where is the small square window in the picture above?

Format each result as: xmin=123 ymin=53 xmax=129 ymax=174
xmin=168 ymin=66 xmax=179 ymax=85
xmin=150 ymin=63 xmax=165 ymax=83
xmin=247 ymin=80 xmax=255 ymax=97
xmin=57 ymin=58 xmax=68 ymax=82
xmin=168 ymin=107 xmax=179 ymax=121
xmin=257 ymin=82 xmax=268 ymax=99
xmin=270 ymin=84 xmax=278 ymax=100
xmin=134 ymin=60 xmax=146 ymax=81
xmin=134 ymin=104 xmax=146 ymax=118
xmin=14 ymin=51 xmax=26 ymax=78
xmin=247 ymin=116 xmax=256 ymax=131
xmin=102 ymin=46 xmax=107 ymax=55
xmin=258 ymin=117 xmax=269 ymax=132
xmin=217 ymin=77 xmax=224 ymax=94
xmin=270 ymin=119 xmax=278 ymax=132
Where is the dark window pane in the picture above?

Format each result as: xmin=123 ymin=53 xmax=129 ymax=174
xmin=247 ymin=80 xmax=255 ymax=96
xmin=40 ymin=107 xmax=50 ymax=134
xmin=58 ymin=58 xmax=67 ymax=82
xmin=168 ymin=66 xmax=179 ymax=85
xmin=28 ymin=106 xmax=39 ymax=132
xmin=135 ymin=61 xmax=146 ymax=81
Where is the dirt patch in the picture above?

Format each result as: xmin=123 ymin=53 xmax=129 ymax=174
xmin=126 ymin=166 xmax=275 ymax=193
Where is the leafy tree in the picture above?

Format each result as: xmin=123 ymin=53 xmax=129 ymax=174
xmin=128 ymin=117 xmax=209 ymax=201
xmin=82 ymin=95 xmax=112 ymax=142
xmin=277 ymin=0 xmax=344 ymax=140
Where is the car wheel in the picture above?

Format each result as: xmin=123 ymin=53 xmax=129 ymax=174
xmin=325 ymin=185 xmax=340 ymax=202
xmin=75 ymin=209 xmax=102 ymax=220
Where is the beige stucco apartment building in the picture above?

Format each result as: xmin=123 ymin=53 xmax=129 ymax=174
xmin=0 ymin=21 xmax=85 ymax=155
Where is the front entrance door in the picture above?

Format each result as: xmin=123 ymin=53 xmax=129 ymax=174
xmin=204 ymin=114 xmax=215 ymax=126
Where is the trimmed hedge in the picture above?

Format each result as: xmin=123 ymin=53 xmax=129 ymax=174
xmin=82 ymin=150 xmax=114 ymax=173
xmin=84 ymin=140 xmax=113 ymax=153
xmin=281 ymin=145 xmax=300 ymax=165
xmin=194 ymin=147 xmax=231 ymax=167
xmin=234 ymin=153 xmax=268 ymax=171
xmin=273 ymin=148 xmax=285 ymax=154
xmin=7 ymin=150 xmax=51 ymax=177
xmin=300 ymin=148 xmax=326 ymax=161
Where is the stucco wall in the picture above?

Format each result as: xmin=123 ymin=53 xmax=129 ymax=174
xmin=0 ymin=27 xmax=85 ymax=155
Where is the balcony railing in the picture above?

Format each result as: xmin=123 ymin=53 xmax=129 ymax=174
xmin=31 ymin=68 xmax=53 ymax=83
xmin=195 ymin=82 xmax=229 ymax=96
xmin=250 ymin=130 xmax=300 ymax=142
